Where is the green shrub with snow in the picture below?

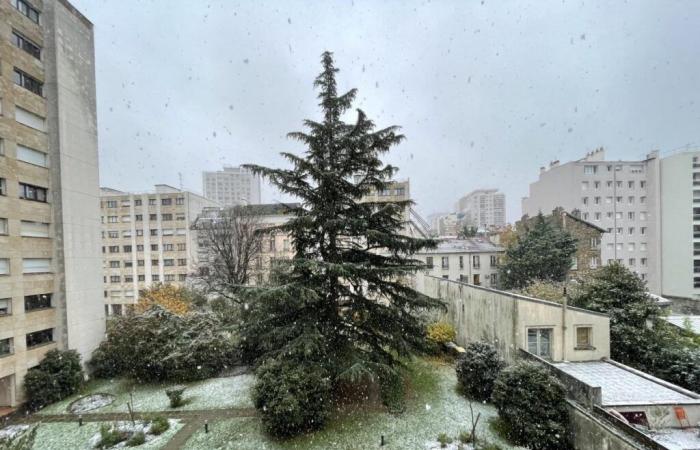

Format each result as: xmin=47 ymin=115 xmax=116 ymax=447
xmin=455 ymin=341 xmax=505 ymax=401
xmin=89 ymin=306 xmax=238 ymax=382
xmin=491 ymin=361 xmax=569 ymax=450
xmin=253 ymin=358 xmax=332 ymax=437
xmin=23 ymin=349 xmax=84 ymax=411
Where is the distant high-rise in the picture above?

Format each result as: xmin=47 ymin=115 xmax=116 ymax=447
xmin=455 ymin=189 xmax=506 ymax=229
xmin=202 ymin=165 xmax=261 ymax=206
xmin=0 ymin=0 xmax=104 ymax=408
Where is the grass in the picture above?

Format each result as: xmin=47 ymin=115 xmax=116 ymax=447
xmin=28 ymin=420 xmax=182 ymax=450
xmin=36 ymin=374 xmax=255 ymax=415
xmin=184 ymin=359 xmax=524 ymax=449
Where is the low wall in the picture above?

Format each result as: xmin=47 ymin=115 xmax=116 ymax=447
xmin=568 ymin=401 xmax=648 ymax=450
xmin=667 ymin=295 xmax=700 ymax=314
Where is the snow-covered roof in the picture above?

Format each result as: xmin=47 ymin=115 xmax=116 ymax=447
xmin=554 ymin=360 xmax=700 ymax=406
xmin=417 ymin=238 xmax=504 ymax=255
xmin=664 ymin=315 xmax=700 ymax=334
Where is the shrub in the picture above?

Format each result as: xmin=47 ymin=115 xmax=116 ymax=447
xmin=165 ymin=387 xmax=185 ymax=408
xmin=455 ymin=341 xmax=505 ymax=401
xmin=458 ymin=430 xmax=472 ymax=444
xmin=379 ymin=370 xmax=405 ymax=414
xmin=491 ymin=361 xmax=569 ymax=450
xmin=253 ymin=358 xmax=331 ymax=437
xmin=23 ymin=349 xmax=84 ymax=411
xmin=437 ymin=432 xmax=452 ymax=448
xmin=426 ymin=322 xmax=457 ymax=345
xmin=89 ymin=307 xmax=238 ymax=383
xmin=149 ymin=416 xmax=170 ymax=435
xmin=125 ymin=431 xmax=145 ymax=447
xmin=97 ymin=424 xmax=127 ymax=449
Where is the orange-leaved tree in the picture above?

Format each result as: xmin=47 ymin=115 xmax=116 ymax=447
xmin=135 ymin=284 xmax=194 ymax=315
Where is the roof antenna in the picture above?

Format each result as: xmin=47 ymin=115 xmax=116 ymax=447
xmin=178 ymin=172 xmax=184 ymax=190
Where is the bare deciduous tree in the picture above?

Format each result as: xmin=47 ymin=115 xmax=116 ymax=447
xmin=193 ymin=206 xmax=264 ymax=303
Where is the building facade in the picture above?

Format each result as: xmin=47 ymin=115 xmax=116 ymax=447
xmin=100 ymin=185 xmax=219 ymax=315
xmin=517 ymin=208 xmax=605 ymax=280
xmin=429 ymin=212 xmax=462 ymax=238
xmin=0 ymin=0 xmax=104 ymax=408
xmin=456 ymin=189 xmax=506 ymax=229
xmin=202 ymin=165 xmax=261 ymax=207
xmin=414 ymin=238 xmax=504 ymax=289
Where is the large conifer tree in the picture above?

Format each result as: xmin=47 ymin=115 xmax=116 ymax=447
xmin=242 ymin=52 xmax=441 ymax=380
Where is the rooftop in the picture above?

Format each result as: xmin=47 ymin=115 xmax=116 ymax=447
xmin=418 ymin=238 xmax=504 ymax=254
xmin=664 ymin=315 xmax=700 ymax=334
xmin=554 ymin=360 xmax=700 ymax=406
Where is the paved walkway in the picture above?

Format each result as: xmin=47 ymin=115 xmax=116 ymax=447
xmin=10 ymin=407 xmax=257 ymax=449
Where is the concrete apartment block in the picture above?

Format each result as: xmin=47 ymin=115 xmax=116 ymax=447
xmin=456 ymin=188 xmax=506 ymax=230
xmin=523 ymin=148 xmax=700 ymax=303
xmin=100 ymin=185 xmax=219 ymax=315
xmin=202 ymin=165 xmax=261 ymax=207
xmin=0 ymin=0 xmax=104 ymax=408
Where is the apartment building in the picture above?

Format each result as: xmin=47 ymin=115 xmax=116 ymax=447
xmin=414 ymin=238 xmax=504 ymax=290
xmin=202 ymin=165 xmax=261 ymax=207
xmin=0 ymin=0 xmax=104 ymax=408
xmin=456 ymin=189 xmax=506 ymax=229
xmin=523 ymin=147 xmax=700 ymax=302
xmin=427 ymin=212 xmax=462 ymax=237
xmin=100 ymin=185 xmax=219 ymax=315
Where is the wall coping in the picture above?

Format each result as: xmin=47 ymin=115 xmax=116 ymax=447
xmin=425 ymin=275 xmax=609 ymax=318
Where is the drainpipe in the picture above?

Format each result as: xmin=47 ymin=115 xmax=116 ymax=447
xmin=562 ymin=286 xmax=568 ymax=361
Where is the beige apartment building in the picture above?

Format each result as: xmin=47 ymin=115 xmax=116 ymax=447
xmin=0 ymin=0 xmax=104 ymax=409
xmin=456 ymin=188 xmax=506 ymax=230
xmin=100 ymin=185 xmax=218 ymax=315
xmin=202 ymin=165 xmax=261 ymax=207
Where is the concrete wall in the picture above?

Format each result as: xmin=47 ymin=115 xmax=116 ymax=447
xmin=43 ymin=0 xmax=105 ymax=361
xmin=569 ymin=402 xmax=648 ymax=450
xmin=419 ymin=275 xmax=610 ymax=362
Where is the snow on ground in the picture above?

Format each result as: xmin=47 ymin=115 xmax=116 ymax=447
xmin=70 ymin=394 xmax=115 ymax=414
xmin=648 ymin=428 xmax=700 ymax=450
xmin=0 ymin=424 xmax=29 ymax=440
xmin=31 ymin=419 xmax=182 ymax=450
xmin=184 ymin=360 xmax=524 ymax=449
xmin=37 ymin=374 xmax=255 ymax=415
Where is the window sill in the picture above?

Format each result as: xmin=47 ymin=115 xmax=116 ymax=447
xmin=574 ymin=346 xmax=596 ymax=351
xmin=23 ymin=272 xmax=53 ymax=275
xmin=26 ymin=341 xmax=55 ymax=351
xmin=0 ymin=352 xmax=15 ymax=359
xmin=25 ymin=306 xmax=53 ymax=313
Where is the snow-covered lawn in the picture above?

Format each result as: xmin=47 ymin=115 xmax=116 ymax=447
xmin=184 ymin=360 xmax=522 ymax=449
xmin=37 ymin=374 xmax=254 ymax=415
xmin=26 ymin=420 xmax=182 ymax=450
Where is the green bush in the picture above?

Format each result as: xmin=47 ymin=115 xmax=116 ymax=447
xmin=437 ymin=432 xmax=452 ymax=448
xmin=89 ymin=307 xmax=239 ymax=382
xmin=149 ymin=416 xmax=170 ymax=435
xmin=458 ymin=430 xmax=472 ymax=444
xmin=379 ymin=369 xmax=405 ymax=414
xmin=96 ymin=424 xmax=127 ymax=449
xmin=165 ymin=387 xmax=186 ymax=408
xmin=455 ymin=341 xmax=505 ymax=401
xmin=491 ymin=361 xmax=569 ymax=450
xmin=125 ymin=431 xmax=145 ymax=447
xmin=253 ymin=358 xmax=332 ymax=437
xmin=23 ymin=349 xmax=84 ymax=411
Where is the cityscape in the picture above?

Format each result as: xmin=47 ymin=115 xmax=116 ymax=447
xmin=1 ymin=1 xmax=700 ymax=449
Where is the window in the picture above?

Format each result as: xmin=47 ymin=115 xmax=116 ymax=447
xmin=20 ymin=220 xmax=49 ymax=237
xmin=151 ymin=244 xmax=158 ymax=251
xmin=606 ymin=180 xmax=612 ymax=187
xmin=179 ymin=274 xmax=187 ymax=281
xmin=0 ymin=298 xmax=11 ymax=316
xmin=136 ymin=229 xmax=143 ymax=236
xmin=152 ymin=274 xmax=160 ymax=281
xmin=616 ymin=243 xmax=623 ymax=251
xmin=121 ymin=215 xmax=131 ymax=223
xmin=490 ymin=255 xmax=498 ymax=267
xmin=134 ymin=199 xmax=142 ymax=206
xmin=124 ymin=261 xmax=133 ymax=268
xmin=594 ymin=181 xmax=600 ymax=189
xmin=1 ymin=258 xmax=10 ymax=276
xmin=628 ymin=243 xmax=635 ymax=251
xmin=640 ymin=181 xmax=646 ymax=188
xmin=162 ymin=213 xmax=173 ymax=221
xmin=581 ymin=181 xmax=589 ymax=190
xmin=582 ymin=197 xmax=588 ymax=205
xmin=14 ymin=0 xmax=41 ymax=24
xmin=148 ymin=198 xmax=157 ymax=206
xmin=441 ymin=256 xmax=449 ymax=269
xmin=138 ymin=274 xmax=145 ymax=281
xmin=121 ymin=200 xmax=131 ymax=207
xmin=13 ymin=68 xmax=43 ymax=96
xmin=176 ymin=197 xmax=185 ymax=205
xmin=527 ymin=328 xmax=552 ymax=358
xmin=590 ymin=237 xmax=600 ymax=249
xmin=164 ymin=274 xmax=175 ymax=282
xmin=176 ymin=228 xmax=186 ymax=235
xmin=109 ymin=261 xmax=120 ymax=268
xmin=122 ymin=230 xmax=132 ymax=238
xmin=628 ymin=181 xmax=634 ymax=188
xmin=640 ymin=196 xmax=646 ymax=204
xmin=269 ymin=237 xmax=276 ymax=251
xmin=628 ymin=212 xmax=635 ymax=220
xmin=15 ymin=106 xmax=45 ymax=130
xmin=162 ymin=229 xmax=174 ymax=236
xmin=24 ymin=293 xmax=51 ymax=311
xmin=594 ymin=196 xmax=600 ymax=205
xmin=151 ymin=259 xmax=159 ymax=266
xmin=616 ymin=227 xmax=623 ymax=234
xmin=150 ymin=229 xmax=158 ymax=236
xmin=571 ymin=256 xmax=578 ymax=270
xmin=641 ymin=258 xmax=647 ymax=266
xmin=106 ymin=200 xmax=117 ymax=208
xmin=425 ymin=256 xmax=433 ymax=269
xmin=583 ymin=165 xmax=597 ymax=175
xmin=575 ymin=326 xmax=592 ymax=349
xmin=178 ymin=258 xmax=187 ymax=266
xmin=640 ymin=242 xmax=647 ymax=251
xmin=177 ymin=243 xmax=186 ymax=251
xmin=22 ymin=258 xmax=50 ymax=274
xmin=110 ymin=275 xmax=120 ymax=283
xmin=605 ymin=196 xmax=612 ymax=204
xmin=124 ymin=275 xmax=133 ymax=282
xmin=16 ymin=144 xmax=47 ymax=167
xmin=639 ymin=212 xmax=647 ymax=221
xmin=594 ymin=212 xmax=601 ymax=221
xmin=628 ymin=227 xmax=634 ymax=235
xmin=616 ymin=196 xmax=622 ymax=203
xmin=26 ymin=329 xmax=54 ymax=348
xmin=162 ymin=198 xmax=172 ymax=205
xmin=163 ymin=244 xmax=174 ymax=251
xmin=589 ymin=257 xmax=600 ymax=268
xmin=176 ymin=213 xmax=186 ymax=221
xmin=472 ymin=255 xmax=480 ymax=268
xmin=628 ymin=196 xmax=634 ymax=204
xmin=0 ymin=338 xmax=13 ymax=356
xmin=149 ymin=214 xmax=157 ymax=221
xmin=137 ymin=245 xmax=144 ymax=251
xmin=629 ymin=258 xmax=636 ymax=266
xmin=616 ymin=181 xmax=622 ymax=188
xmin=640 ymin=227 xmax=647 ymax=235
xmin=19 ymin=183 xmax=47 ymax=202
xmin=107 ymin=230 xmax=118 ymax=238
xmin=109 ymin=245 xmax=119 ymax=253
xmin=108 ymin=216 xmax=118 ymax=223
xmin=0 ymin=178 xmax=5 ymax=196
xmin=163 ymin=259 xmax=174 ymax=266
xmin=0 ymin=218 xmax=8 ymax=235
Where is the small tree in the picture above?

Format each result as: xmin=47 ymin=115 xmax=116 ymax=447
xmin=24 ymin=349 xmax=84 ymax=411
xmin=499 ymin=213 xmax=577 ymax=289
xmin=455 ymin=341 xmax=505 ymax=401
xmin=134 ymin=284 xmax=201 ymax=315
xmin=491 ymin=361 xmax=569 ymax=450
xmin=193 ymin=206 xmax=263 ymax=303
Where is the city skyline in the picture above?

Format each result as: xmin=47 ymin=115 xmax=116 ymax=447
xmin=69 ymin=0 xmax=700 ymax=221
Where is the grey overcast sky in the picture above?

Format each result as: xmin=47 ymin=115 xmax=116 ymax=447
xmin=71 ymin=0 xmax=700 ymax=221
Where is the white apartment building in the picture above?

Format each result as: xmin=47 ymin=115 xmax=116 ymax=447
xmin=414 ymin=238 xmax=504 ymax=291
xmin=456 ymin=189 xmax=506 ymax=229
xmin=100 ymin=185 xmax=219 ymax=315
xmin=202 ymin=165 xmax=261 ymax=207
xmin=0 ymin=0 xmax=104 ymax=409
xmin=428 ymin=212 xmax=462 ymax=237
xmin=523 ymin=147 xmax=700 ymax=301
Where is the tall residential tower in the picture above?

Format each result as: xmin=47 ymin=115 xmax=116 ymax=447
xmin=202 ymin=165 xmax=261 ymax=207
